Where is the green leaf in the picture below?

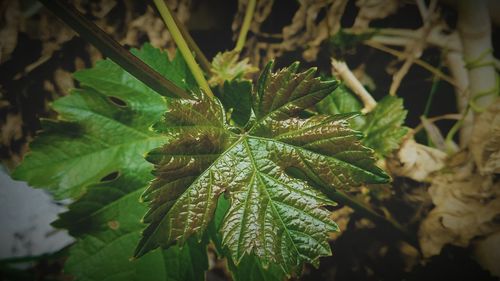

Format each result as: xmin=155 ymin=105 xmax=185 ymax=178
xmin=216 ymin=79 xmax=253 ymax=127
xmin=11 ymin=44 xmax=195 ymax=199
xmin=74 ymin=235 xmax=206 ymax=281
xmin=360 ymin=96 xmax=409 ymax=157
xmin=316 ymin=84 xmax=362 ymax=115
xmin=55 ymin=156 xmax=208 ymax=281
xmin=55 ymin=155 xmax=208 ymax=281
xmin=329 ymin=29 xmax=376 ymax=58
xmin=316 ymin=84 xmax=365 ymax=129
xmin=209 ymin=197 xmax=287 ymax=281
xmin=208 ymin=50 xmax=258 ymax=87
xmin=136 ymin=61 xmax=389 ymax=276
xmin=14 ymin=44 xmax=207 ymax=280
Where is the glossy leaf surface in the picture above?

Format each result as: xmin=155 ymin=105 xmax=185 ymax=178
xmin=11 ymin=44 xmax=194 ymax=199
xmin=14 ymin=44 xmax=207 ymax=281
xmin=137 ymin=62 xmax=389 ymax=276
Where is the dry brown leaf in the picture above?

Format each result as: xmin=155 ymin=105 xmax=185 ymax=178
xmin=353 ymin=0 xmax=399 ymax=29
xmin=88 ymin=0 xmax=118 ymax=18
xmin=329 ymin=206 xmax=354 ymax=239
xmin=54 ymin=68 xmax=75 ymax=94
xmin=232 ymin=0 xmax=274 ymax=38
xmin=20 ymin=9 xmax=75 ymax=75
xmin=1 ymin=113 xmax=23 ymax=146
xmin=387 ymin=138 xmax=447 ymax=181
xmin=470 ymin=98 xmax=500 ymax=175
xmin=281 ymin=0 xmax=348 ymax=62
xmin=0 ymin=86 xmax=9 ymax=109
xmin=0 ymin=0 xmax=21 ymax=63
xmin=122 ymin=2 xmax=191 ymax=52
xmin=232 ymin=0 xmax=275 ymax=66
xmin=419 ymin=156 xmax=500 ymax=257
xmin=473 ymin=231 xmax=500 ymax=278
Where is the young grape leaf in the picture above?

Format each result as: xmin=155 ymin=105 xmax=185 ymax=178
xmin=11 ymin=44 xmax=193 ymax=199
xmin=359 ymin=96 xmax=409 ymax=157
xmin=208 ymin=50 xmax=258 ymax=87
xmin=135 ymin=61 xmax=389 ymax=276
xmin=216 ymin=79 xmax=253 ymax=127
xmin=317 ymin=90 xmax=408 ymax=157
xmin=209 ymin=197 xmax=287 ymax=281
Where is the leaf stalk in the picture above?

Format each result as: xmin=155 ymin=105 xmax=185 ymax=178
xmin=153 ymin=0 xmax=215 ymax=98
xmin=158 ymin=1 xmax=212 ymax=75
xmin=234 ymin=0 xmax=256 ymax=52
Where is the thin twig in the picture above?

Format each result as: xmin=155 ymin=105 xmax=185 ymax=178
xmin=235 ymin=0 xmax=256 ymax=52
xmin=363 ymin=27 xmax=461 ymax=52
xmin=331 ymin=58 xmax=377 ymax=113
xmin=412 ymin=114 xmax=462 ymax=135
xmin=159 ymin=0 xmax=212 ymax=75
xmin=389 ymin=0 xmax=438 ymax=95
xmin=364 ymin=41 xmax=459 ymax=88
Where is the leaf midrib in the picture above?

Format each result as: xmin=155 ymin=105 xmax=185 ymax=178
xmin=137 ymin=136 xmax=245 ymax=251
xmin=243 ymin=138 xmax=301 ymax=265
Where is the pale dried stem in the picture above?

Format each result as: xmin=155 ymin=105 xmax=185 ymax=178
xmin=416 ymin=0 xmax=429 ymax=19
xmin=445 ymin=51 xmax=473 ymax=147
xmin=331 ymin=58 xmax=377 ymax=113
xmin=412 ymin=113 xmax=462 ymax=135
xmin=389 ymin=0 xmax=438 ymax=96
xmin=364 ymin=41 xmax=459 ymax=88
xmin=362 ymin=27 xmax=461 ymax=52
xmin=458 ymin=0 xmax=497 ymax=109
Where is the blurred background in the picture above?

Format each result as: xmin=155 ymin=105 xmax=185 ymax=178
xmin=1 ymin=0 xmax=499 ymax=280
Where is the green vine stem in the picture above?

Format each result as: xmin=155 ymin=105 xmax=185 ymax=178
xmin=153 ymin=0 xmax=215 ymax=99
xmin=162 ymin=2 xmax=213 ymax=75
xmin=234 ymin=0 xmax=256 ymax=52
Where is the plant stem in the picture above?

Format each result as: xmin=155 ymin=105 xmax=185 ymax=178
xmin=423 ymin=58 xmax=443 ymax=117
xmin=365 ymin=41 xmax=459 ymax=88
xmin=445 ymin=51 xmax=473 ymax=147
xmin=331 ymin=58 xmax=377 ymax=113
xmin=458 ymin=0 xmax=497 ymax=109
xmin=160 ymin=1 xmax=212 ymax=75
xmin=39 ymin=0 xmax=191 ymax=99
xmin=234 ymin=0 xmax=256 ymax=52
xmin=153 ymin=0 xmax=214 ymax=99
